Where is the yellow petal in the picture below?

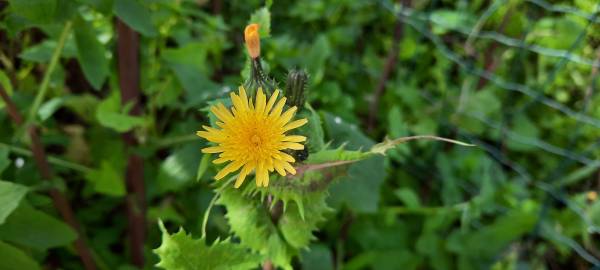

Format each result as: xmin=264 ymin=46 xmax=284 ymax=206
xmin=234 ymin=164 xmax=254 ymax=188
xmin=255 ymin=162 xmax=269 ymax=187
xmin=273 ymin=152 xmax=295 ymax=163
xmin=239 ymin=86 xmax=249 ymax=109
xmin=282 ymin=161 xmax=297 ymax=175
xmin=273 ymin=160 xmax=287 ymax=176
xmin=282 ymin=118 xmax=308 ymax=132
xmin=278 ymin=106 xmax=297 ymax=125
xmin=215 ymin=160 xmax=244 ymax=180
xmin=212 ymin=156 xmax=231 ymax=164
xmin=201 ymin=146 xmax=224 ymax=154
xmin=256 ymin=88 xmax=267 ymax=115
xmin=211 ymin=104 xmax=233 ymax=122
xmin=269 ymin=97 xmax=287 ymax=118
xmin=282 ymin=135 xmax=307 ymax=142
xmin=280 ymin=142 xmax=304 ymax=150
xmin=265 ymin=89 xmax=280 ymax=114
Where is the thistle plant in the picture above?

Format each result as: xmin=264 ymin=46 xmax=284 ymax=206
xmin=154 ymin=21 xmax=473 ymax=270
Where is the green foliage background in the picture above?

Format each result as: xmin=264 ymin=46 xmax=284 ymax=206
xmin=1 ymin=0 xmax=600 ymax=269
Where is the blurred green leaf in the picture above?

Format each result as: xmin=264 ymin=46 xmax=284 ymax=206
xmin=394 ymin=188 xmax=421 ymax=208
xmin=0 ymin=181 xmax=28 ymax=225
xmin=301 ymin=244 xmax=333 ymax=270
xmin=157 ymin=143 xmax=202 ymax=193
xmin=322 ymin=113 xmax=386 ymax=213
xmin=0 ymin=203 xmax=77 ymax=250
xmin=0 ymin=241 xmax=41 ymax=270
xmin=0 ymin=70 xmax=13 ymax=109
xmin=9 ymin=0 xmax=75 ymax=25
xmin=74 ymin=17 xmax=109 ymax=90
xmin=96 ymin=91 xmax=145 ymax=132
xmin=85 ymin=160 xmax=125 ymax=197
xmin=19 ymin=40 xmax=77 ymax=62
xmin=114 ymin=0 xmax=158 ymax=37
xmin=37 ymin=97 xmax=65 ymax=121
xmin=305 ymin=35 xmax=331 ymax=85
xmin=0 ymin=149 xmax=9 ymax=175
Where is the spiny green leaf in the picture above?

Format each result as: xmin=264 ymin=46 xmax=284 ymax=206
xmin=249 ymin=7 xmax=271 ymax=37
xmin=217 ymin=186 xmax=295 ymax=270
xmin=154 ymin=221 xmax=261 ymax=270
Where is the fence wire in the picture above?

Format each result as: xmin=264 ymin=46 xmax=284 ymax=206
xmin=378 ymin=0 xmax=600 ymax=266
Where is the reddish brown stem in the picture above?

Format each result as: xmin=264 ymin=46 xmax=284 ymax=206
xmin=367 ymin=0 xmax=410 ymax=132
xmin=0 ymin=88 xmax=96 ymax=270
xmin=117 ymin=19 xmax=146 ymax=267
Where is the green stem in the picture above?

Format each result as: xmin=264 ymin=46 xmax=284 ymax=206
xmin=386 ymin=202 xmax=468 ymax=215
xmin=27 ymin=21 xmax=73 ymax=124
xmin=201 ymin=193 xmax=219 ymax=239
xmin=153 ymin=134 xmax=198 ymax=148
xmin=0 ymin=142 xmax=93 ymax=173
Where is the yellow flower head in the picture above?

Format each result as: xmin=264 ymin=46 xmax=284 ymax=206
xmin=197 ymin=86 xmax=308 ymax=188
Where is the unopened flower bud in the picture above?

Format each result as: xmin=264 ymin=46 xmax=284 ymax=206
xmin=285 ymin=69 xmax=308 ymax=109
xmin=244 ymin=24 xmax=261 ymax=59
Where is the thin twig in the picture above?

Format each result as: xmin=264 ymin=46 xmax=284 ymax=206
xmin=0 ymin=142 xmax=93 ymax=173
xmin=27 ymin=22 xmax=73 ymax=125
xmin=117 ymin=19 xmax=146 ymax=268
xmin=0 ymin=87 xmax=97 ymax=270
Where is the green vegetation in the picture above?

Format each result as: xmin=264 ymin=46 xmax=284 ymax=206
xmin=0 ymin=0 xmax=599 ymax=269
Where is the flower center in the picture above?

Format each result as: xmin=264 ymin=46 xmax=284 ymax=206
xmin=251 ymin=134 xmax=262 ymax=146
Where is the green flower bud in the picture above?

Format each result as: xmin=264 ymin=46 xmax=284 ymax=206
xmin=285 ymin=69 xmax=308 ymax=109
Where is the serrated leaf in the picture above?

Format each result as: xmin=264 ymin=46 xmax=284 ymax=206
xmin=74 ymin=16 xmax=109 ymax=90
xmin=0 ymin=203 xmax=77 ymax=250
xmin=249 ymin=7 xmax=271 ymax=37
xmin=0 ymin=181 xmax=28 ymax=225
xmin=217 ymin=187 xmax=295 ymax=270
xmin=0 ymin=241 xmax=41 ymax=270
xmin=114 ymin=0 xmax=158 ymax=37
xmin=154 ymin=221 xmax=261 ymax=270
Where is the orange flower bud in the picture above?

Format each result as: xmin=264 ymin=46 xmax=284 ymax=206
xmin=244 ymin=24 xmax=260 ymax=59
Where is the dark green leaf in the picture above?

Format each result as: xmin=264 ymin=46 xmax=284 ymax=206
xmin=0 ymin=181 xmax=28 ymax=224
xmin=74 ymin=17 xmax=109 ymax=90
xmin=0 ymin=203 xmax=77 ymax=250
xmin=0 ymin=241 xmax=41 ymax=270
xmin=114 ymin=0 xmax=158 ymax=37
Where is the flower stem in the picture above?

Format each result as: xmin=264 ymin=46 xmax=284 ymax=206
xmin=27 ymin=21 xmax=73 ymax=125
xmin=201 ymin=193 xmax=219 ymax=239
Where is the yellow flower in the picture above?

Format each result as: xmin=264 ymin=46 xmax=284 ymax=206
xmin=197 ymin=86 xmax=308 ymax=188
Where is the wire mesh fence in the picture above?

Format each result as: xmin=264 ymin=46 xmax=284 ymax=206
xmin=379 ymin=0 xmax=600 ymax=266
